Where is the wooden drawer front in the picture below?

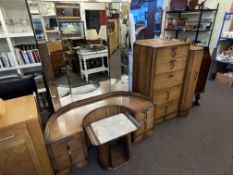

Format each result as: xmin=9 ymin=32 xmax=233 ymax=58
xmin=154 ymin=85 xmax=182 ymax=105
xmin=50 ymin=133 xmax=83 ymax=157
xmin=155 ymin=57 xmax=187 ymax=75
xmin=135 ymin=117 xmax=154 ymax=136
xmin=154 ymin=99 xmax=180 ymax=119
xmin=154 ymin=70 xmax=185 ymax=90
xmin=156 ymin=45 xmax=188 ymax=60
xmin=135 ymin=107 xmax=154 ymax=121
xmin=52 ymin=150 xmax=86 ymax=171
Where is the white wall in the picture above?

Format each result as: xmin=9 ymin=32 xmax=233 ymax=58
xmin=161 ymin=0 xmax=233 ymax=52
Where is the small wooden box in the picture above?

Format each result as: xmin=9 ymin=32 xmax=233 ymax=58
xmin=215 ymin=72 xmax=233 ymax=87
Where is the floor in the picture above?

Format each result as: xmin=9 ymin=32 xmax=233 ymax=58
xmin=69 ymin=81 xmax=233 ymax=175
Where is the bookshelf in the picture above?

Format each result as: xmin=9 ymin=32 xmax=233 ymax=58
xmin=164 ymin=3 xmax=219 ymax=47
xmin=0 ymin=1 xmax=42 ymax=74
xmin=210 ymin=12 xmax=233 ymax=79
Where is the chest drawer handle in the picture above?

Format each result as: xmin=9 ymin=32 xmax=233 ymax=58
xmin=168 ymin=74 xmax=174 ymax=78
xmin=166 ymin=90 xmax=170 ymax=100
xmin=171 ymin=47 xmax=177 ymax=57
xmin=169 ymin=59 xmax=176 ymax=70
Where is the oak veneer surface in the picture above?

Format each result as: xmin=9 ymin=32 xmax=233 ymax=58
xmin=133 ymin=39 xmax=191 ymax=123
xmin=135 ymin=39 xmax=188 ymax=48
xmin=0 ymin=95 xmax=54 ymax=175
xmin=45 ymin=93 xmax=153 ymax=143
xmin=0 ymin=95 xmax=38 ymax=129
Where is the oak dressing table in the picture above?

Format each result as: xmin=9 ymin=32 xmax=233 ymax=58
xmin=45 ymin=92 xmax=154 ymax=174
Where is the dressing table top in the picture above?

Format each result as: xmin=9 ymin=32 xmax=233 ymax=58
xmin=45 ymin=92 xmax=153 ymax=144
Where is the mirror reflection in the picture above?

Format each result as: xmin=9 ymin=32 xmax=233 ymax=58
xmin=27 ymin=1 xmax=130 ymax=109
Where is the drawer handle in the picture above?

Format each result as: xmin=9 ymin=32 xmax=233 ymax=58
xmin=169 ymin=59 xmax=176 ymax=70
xmin=171 ymin=47 xmax=177 ymax=57
xmin=168 ymin=74 xmax=174 ymax=78
xmin=142 ymin=110 xmax=148 ymax=119
xmin=166 ymin=90 xmax=170 ymax=100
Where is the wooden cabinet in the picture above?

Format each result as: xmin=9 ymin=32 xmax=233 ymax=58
xmin=133 ymin=39 xmax=191 ymax=123
xmin=0 ymin=95 xmax=53 ymax=175
xmin=180 ymin=46 xmax=203 ymax=116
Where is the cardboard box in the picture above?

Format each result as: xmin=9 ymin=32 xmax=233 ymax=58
xmin=47 ymin=41 xmax=62 ymax=53
xmin=215 ymin=72 xmax=233 ymax=87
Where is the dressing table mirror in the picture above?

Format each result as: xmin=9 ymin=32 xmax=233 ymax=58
xmin=26 ymin=0 xmax=131 ymax=111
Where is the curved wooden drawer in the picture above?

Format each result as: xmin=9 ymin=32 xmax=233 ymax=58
xmin=153 ymin=70 xmax=185 ymax=90
xmin=49 ymin=133 xmax=83 ymax=157
xmin=154 ymin=57 xmax=187 ymax=75
xmin=154 ymin=99 xmax=180 ymax=120
xmin=156 ymin=45 xmax=189 ymax=60
xmin=51 ymin=150 xmax=86 ymax=171
xmin=135 ymin=117 xmax=154 ymax=137
xmin=153 ymin=85 xmax=182 ymax=105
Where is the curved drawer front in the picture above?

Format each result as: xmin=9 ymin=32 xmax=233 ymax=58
xmin=154 ymin=99 xmax=180 ymax=119
xmin=153 ymin=70 xmax=185 ymax=90
xmin=154 ymin=57 xmax=187 ymax=75
xmin=153 ymin=85 xmax=182 ymax=105
xmin=156 ymin=45 xmax=189 ymax=60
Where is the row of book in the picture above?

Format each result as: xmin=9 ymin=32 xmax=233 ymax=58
xmin=15 ymin=48 xmax=41 ymax=65
xmin=0 ymin=52 xmax=16 ymax=68
xmin=0 ymin=49 xmax=41 ymax=69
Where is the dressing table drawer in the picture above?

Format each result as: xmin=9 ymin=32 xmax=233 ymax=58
xmin=135 ymin=107 xmax=154 ymax=121
xmin=52 ymin=150 xmax=86 ymax=171
xmin=134 ymin=117 xmax=154 ymax=137
xmin=50 ymin=133 xmax=83 ymax=157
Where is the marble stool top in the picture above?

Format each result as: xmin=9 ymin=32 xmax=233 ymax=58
xmin=90 ymin=113 xmax=138 ymax=145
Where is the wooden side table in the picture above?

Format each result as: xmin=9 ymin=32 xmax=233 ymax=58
xmin=85 ymin=113 xmax=140 ymax=169
xmin=76 ymin=48 xmax=109 ymax=82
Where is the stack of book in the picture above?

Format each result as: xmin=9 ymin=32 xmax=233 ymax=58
xmin=0 ymin=52 xmax=16 ymax=68
xmin=14 ymin=44 xmax=41 ymax=66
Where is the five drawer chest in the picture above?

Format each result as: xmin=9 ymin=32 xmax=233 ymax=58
xmin=133 ymin=39 xmax=202 ymax=123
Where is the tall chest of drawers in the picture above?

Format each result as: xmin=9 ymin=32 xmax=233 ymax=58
xmin=133 ymin=39 xmax=190 ymax=123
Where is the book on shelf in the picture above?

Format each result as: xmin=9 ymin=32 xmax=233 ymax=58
xmin=14 ymin=44 xmax=41 ymax=66
xmin=0 ymin=52 xmax=16 ymax=68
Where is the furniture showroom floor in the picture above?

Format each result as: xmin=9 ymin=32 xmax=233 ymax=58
xmin=70 ymin=81 xmax=233 ymax=175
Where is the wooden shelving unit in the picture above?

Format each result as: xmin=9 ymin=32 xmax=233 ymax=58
xmin=210 ymin=12 xmax=233 ymax=79
xmin=164 ymin=3 xmax=219 ymax=47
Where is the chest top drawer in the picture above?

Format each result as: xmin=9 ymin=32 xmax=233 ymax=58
xmin=154 ymin=56 xmax=187 ymax=75
xmin=153 ymin=69 xmax=185 ymax=90
xmin=156 ymin=45 xmax=189 ymax=60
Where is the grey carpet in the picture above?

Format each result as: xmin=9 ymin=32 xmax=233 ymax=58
xmin=69 ymin=81 xmax=233 ymax=175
